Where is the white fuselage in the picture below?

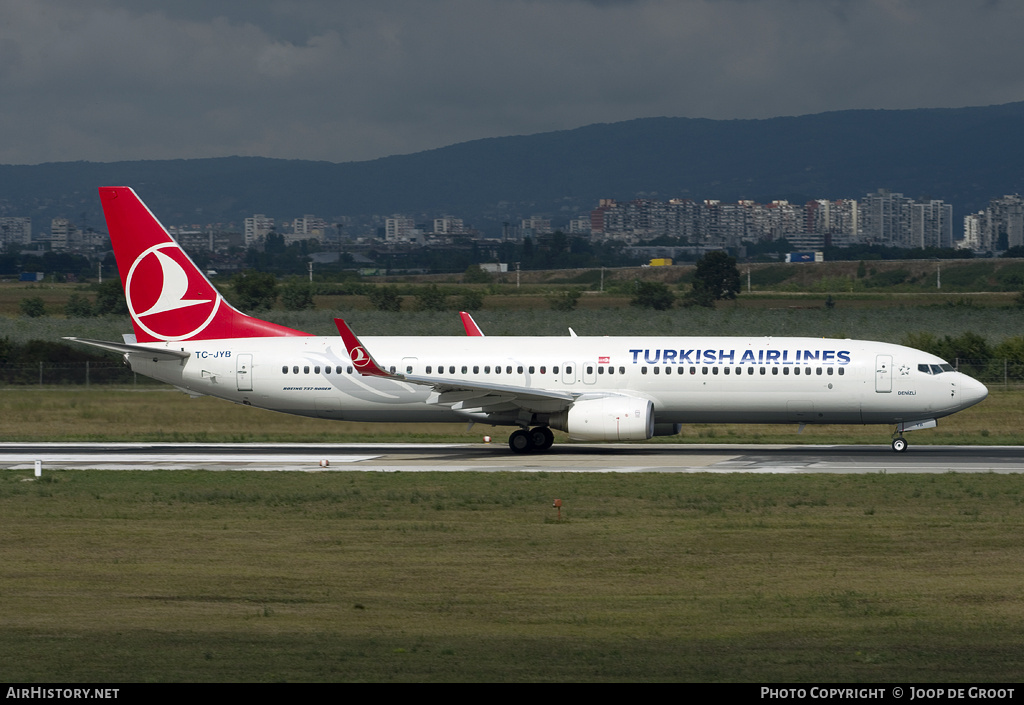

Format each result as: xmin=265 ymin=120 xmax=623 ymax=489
xmin=123 ymin=335 xmax=988 ymax=428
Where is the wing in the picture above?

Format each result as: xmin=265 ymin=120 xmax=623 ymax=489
xmin=334 ymin=319 xmax=575 ymax=419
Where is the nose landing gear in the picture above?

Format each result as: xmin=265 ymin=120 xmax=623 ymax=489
xmin=891 ymin=436 xmax=908 ymax=453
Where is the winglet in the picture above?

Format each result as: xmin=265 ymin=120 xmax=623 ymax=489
xmin=460 ymin=311 xmax=485 ymax=336
xmin=334 ymin=318 xmax=395 ymax=378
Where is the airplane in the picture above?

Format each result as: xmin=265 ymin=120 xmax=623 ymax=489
xmin=66 ymin=187 xmax=989 ymax=454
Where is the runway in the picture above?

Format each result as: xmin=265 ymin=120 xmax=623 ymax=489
xmin=3 ymin=442 xmax=1024 ymax=473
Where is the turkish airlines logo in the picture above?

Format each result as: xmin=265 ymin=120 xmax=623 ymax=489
xmin=126 ymin=243 xmax=221 ymax=341
xmin=350 ymin=346 xmax=371 ymax=368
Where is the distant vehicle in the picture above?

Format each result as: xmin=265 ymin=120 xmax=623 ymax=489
xmin=786 ymin=251 xmax=824 ymax=263
xmin=66 ymin=188 xmax=988 ymax=454
xmin=649 ymin=258 xmax=673 ymax=266
xmin=19 ymin=272 xmax=43 ymax=282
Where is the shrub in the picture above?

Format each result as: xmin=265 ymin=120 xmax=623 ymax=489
xmin=65 ymin=294 xmax=95 ymax=318
xmin=458 ymin=290 xmax=485 ymax=311
xmin=231 ymin=271 xmax=278 ymax=311
xmin=415 ymin=284 xmax=449 ymax=311
xmin=549 ymin=289 xmax=581 ymax=311
xmin=368 ymin=286 xmax=402 ymax=312
xmin=631 ymin=281 xmax=675 ymax=310
xmin=281 ymin=281 xmax=315 ymax=311
xmin=19 ymin=296 xmax=45 ymax=318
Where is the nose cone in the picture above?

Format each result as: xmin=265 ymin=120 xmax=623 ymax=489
xmin=959 ymin=374 xmax=989 ymax=410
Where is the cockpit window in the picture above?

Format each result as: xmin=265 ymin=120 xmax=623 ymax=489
xmin=930 ymin=364 xmax=944 ymax=375
xmin=940 ymin=364 xmax=954 ymax=372
xmin=918 ymin=364 xmax=932 ymax=374
xmin=919 ymin=363 xmax=955 ymax=375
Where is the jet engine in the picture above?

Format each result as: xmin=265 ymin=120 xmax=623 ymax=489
xmin=549 ymin=396 xmax=654 ymax=441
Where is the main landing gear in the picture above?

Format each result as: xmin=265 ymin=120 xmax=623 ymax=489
xmin=509 ymin=426 xmax=555 ymax=454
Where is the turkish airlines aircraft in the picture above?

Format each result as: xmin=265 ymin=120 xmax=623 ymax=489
xmin=67 ymin=187 xmax=988 ymax=454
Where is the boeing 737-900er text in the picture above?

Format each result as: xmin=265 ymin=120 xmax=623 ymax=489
xmin=66 ymin=187 xmax=989 ymax=454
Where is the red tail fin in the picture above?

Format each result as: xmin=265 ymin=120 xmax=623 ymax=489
xmin=99 ymin=187 xmax=309 ymax=342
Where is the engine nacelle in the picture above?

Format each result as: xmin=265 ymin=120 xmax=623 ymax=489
xmin=550 ymin=396 xmax=654 ymax=441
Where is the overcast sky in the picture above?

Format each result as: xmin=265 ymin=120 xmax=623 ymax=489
xmin=2 ymin=0 xmax=1022 ymax=165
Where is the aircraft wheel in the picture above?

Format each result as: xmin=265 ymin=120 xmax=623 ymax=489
xmin=530 ymin=426 xmax=554 ymax=452
xmin=509 ymin=429 xmax=532 ymax=454
xmin=892 ymin=437 xmax=908 ymax=453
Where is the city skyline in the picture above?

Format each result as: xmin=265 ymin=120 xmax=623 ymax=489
xmin=8 ymin=189 xmax=1022 ymax=257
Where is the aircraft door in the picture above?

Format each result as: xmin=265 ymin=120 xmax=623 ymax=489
xmin=875 ymin=355 xmax=892 ymax=393
xmin=583 ymin=362 xmax=597 ymax=385
xmin=236 ymin=353 xmax=253 ymax=392
xmin=562 ymin=362 xmax=576 ymax=385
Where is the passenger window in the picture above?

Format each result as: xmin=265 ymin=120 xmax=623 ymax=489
xmin=772 ymin=367 xmax=779 ymax=375
xmin=665 ymin=367 xmax=672 ymax=375
xmin=838 ymin=368 xmax=845 ymax=376
xmin=566 ymin=366 xmax=572 ymax=375
xmin=389 ymin=366 xmax=396 ymax=373
xmin=827 ymin=367 xmax=834 ymax=375
xmin=691 ymin=367 xmax=697 ymax=375
xmin=473 ymin=366 xmax=479 ymax=374
xmin=816 ymin=367 xmax=822 ymax=375
xmin=554 ymin=366 xmax=560 ymax=374
xmin=517 ymin=366 xmax=523 ymax=374
xmin=748 ymin=367 xmax=754 ymax=375
xmin=760 ymin=367 xmax=766 ymax=375
xmin=461 ymin=366 xmax=468 ymax=374
xmin=587 ymin=365 xmax=594 ymax=374
xmin=347 ymin=366 xmax=353 ymax=374
xmin=314 ymin=366 xmax=320 ymax=374
xmin=702 ymin=366 xmax=708 ymax=375
xmin=406 ymin=366 xmax=413 ymax=374
xmin=653 ymin=367 xmax=660 ymax=375
xmin=426 ymin=366 xmax=432 ymax=374
xmin=293 ymin=366 xmax=299 ymax=374
xmin=540 ymin=366 xmax=546 ymax=374
xmin=304 ymin=366 xmax=310 ymax=374
xmin=282 ymin=366 xmax=288 ymax=374
xmin=783 ymin=367 xmax=789 ymax=375
xmin=598 ymin=366 xmax=604 ymax=375
xmin=724 ymin=367 xmax=730 ymax=375
xmin=712 ymin=367 xmax=718 ymax=375
xmin=528 ymin=366 xmax=535 ymax=374
xmin=619 ymin=367 xmax=625 ymax=374
xmin=641 ymin=367 xmax=648 ymax=375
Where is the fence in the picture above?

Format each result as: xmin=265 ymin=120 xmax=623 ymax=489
xmin=954 ymin=359 xmax=1024 ymax=389
xmin=0 ymin=361 xmax=147 ymax=386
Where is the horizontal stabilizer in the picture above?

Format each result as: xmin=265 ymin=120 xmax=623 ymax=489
xmin=63 ymin=336 xmax=191 ymax=361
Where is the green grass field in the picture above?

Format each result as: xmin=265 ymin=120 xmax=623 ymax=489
xmin=2 ymin=470 xmax=1023 ymax=682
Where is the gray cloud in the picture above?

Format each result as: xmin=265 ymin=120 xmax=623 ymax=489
xmin=1 ymin=0 xmax=1022 ymax=164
